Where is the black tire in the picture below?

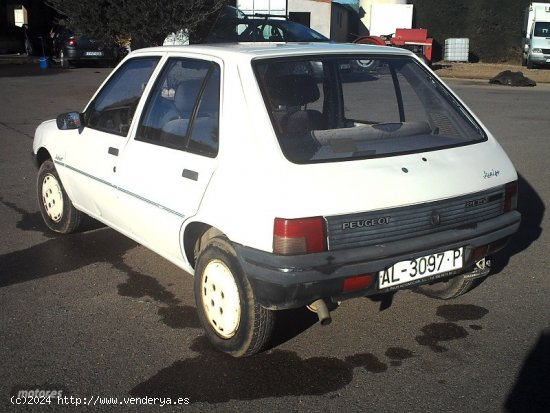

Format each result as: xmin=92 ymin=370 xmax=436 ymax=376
xmin=414 ymin=274 xmax=480 ymax=300
xmin=194 ymin=237 xmax=275 ymax=357
xmin=527 ymin=58 xmax=534 ymax=69
xmin=521 ymin=57 xmax=527 ymax=67
xmin=37 ymin=159 xmax=82 ymax=234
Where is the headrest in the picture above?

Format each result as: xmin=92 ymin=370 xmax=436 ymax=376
xmin=174 ymin=79 xmax=202 ymax=113
xmin=268 ymin=74 xmax=320 ymax=106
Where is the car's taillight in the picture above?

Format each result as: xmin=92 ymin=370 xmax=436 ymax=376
xmin=504 ymin=181 xmax=518 ymax=212
xmin=273 ymin=217 xmax=327 ymax=255
xmin=67 ymin=38 xmax=77 ymax=47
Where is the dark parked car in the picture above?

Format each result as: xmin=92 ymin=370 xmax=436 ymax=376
xmin=163 ymin=6 xmax=329 ymax=46
xmin=51 ymin=27 xmax=120 ymax=68
xmin=206 ymin=6 xmax=328 ymax=43
xmin=208 ymin=16 xmax=328 ymax=43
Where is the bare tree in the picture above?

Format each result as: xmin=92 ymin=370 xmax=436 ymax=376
xmin=46 ymin=0 xmax=228 ymax=48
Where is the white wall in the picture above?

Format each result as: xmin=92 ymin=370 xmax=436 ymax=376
xmin=288 ymin=0 xmax=332 ymax=38
xmin=369 ymin=4 xmax=413 ymax=36
xmin=358 ymin=0 xmax=408 ymax=36
xmin=13 ymin=6 xmax=28 ymax=27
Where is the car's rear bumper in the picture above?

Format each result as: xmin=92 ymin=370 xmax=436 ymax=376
xmin=235 ymin=211 xmax=521 ymax=310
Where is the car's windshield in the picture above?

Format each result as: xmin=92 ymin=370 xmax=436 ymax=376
xmin=534 ymin=22 xmax=550 ymax=37
xmin=255 ymin=55 xmax=486 ymax=163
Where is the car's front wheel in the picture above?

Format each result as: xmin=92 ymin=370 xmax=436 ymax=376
xmin=37 ymin=159 xmax=82 ymax=233
xmin=194 ymin=237 xmax=275 ymax=357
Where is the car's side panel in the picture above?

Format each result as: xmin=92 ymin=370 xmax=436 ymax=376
xmin=32 ymin=119 xmax=119 ymax=221
xmin=115 ymin=140 xmax=218 ymax=266
xmin=187 ymin=58 xmax=284 ymax=254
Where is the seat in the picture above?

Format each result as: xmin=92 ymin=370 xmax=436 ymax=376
xmin=173 ymin=79 xmax=202 ymax=116
xmin=161 ymin=79 xmax=203 ymax=138
xmin=267 ymin=73 xmax=326 ymax=136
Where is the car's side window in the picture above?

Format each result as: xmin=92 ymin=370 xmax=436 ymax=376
xmin=136 ymin=58 xmax=220 ymax=157
xmin=85 ymin=57 xmax=160 ymax=137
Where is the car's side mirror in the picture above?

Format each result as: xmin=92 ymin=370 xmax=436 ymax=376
xmin=56 ymin=112 xmax=83 ymax=130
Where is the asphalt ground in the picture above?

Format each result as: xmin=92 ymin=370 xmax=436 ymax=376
xmin=0 ymin=63 xmax=549 ymax=412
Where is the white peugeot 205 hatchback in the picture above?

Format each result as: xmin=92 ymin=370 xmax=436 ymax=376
xmin=33 ymin=43 xmax=521 ymax=357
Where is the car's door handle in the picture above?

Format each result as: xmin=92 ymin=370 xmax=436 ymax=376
xmin=108 ymin=147 xmax=119 ymax=156
xmin=182 ymin=169 xmax=198 ymax=181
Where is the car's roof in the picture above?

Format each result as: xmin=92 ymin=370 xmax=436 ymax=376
xmin=130 ymin=42 xmax=413 ymax=62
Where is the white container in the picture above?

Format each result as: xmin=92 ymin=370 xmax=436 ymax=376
xmin=445 ymin=38 xmax=469 ymax=62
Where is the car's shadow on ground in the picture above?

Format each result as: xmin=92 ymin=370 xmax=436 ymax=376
xmin=129 ymin=303 xmax=492 ymax=403
xmin=505 ymin=329 xmax=550 ymax=413
xmin=267 ymin=307 xmax=320 ymax=349
xmin=491 ymin=173 xmax=544 ymax=274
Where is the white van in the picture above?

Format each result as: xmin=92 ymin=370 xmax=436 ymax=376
xmin=523 ymin=2 xmax=550 ymax=68
xmin=33 ymin=43 xmax=521 ymax=357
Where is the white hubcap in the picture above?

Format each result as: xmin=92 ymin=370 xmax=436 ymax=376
xmin=201 ymin=259 xmax=241 ymax=339
xmin=42 ymin=174 xmax=64 ymax=222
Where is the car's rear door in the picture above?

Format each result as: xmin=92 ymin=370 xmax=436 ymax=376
xmin=114 ymin=56 xmax=221 ymax=264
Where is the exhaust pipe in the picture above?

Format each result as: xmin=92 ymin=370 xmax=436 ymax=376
xmin=307 ymin=299 xmax=332 ymax=325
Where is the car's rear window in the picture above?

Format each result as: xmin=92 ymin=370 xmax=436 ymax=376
xmin=254 ymin=55 xmax=486 ymax=163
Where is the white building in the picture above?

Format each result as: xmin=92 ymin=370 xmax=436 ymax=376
xmin=358 ymin=0 xmax=412 ymax=36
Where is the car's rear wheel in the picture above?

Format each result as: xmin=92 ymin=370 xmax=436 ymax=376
xmin=414 ymin=274 xmax=480 ymax=300
xmin=194 ymin=236 xmax=275 ymax=357
xmin=37 ymin=159 xmax=82 ymax=233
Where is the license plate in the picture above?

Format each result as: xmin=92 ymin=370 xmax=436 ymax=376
xmin=546 ymin=58 xmax=550 ymax=63
xmin=85 ymin=51 xmax=103 ymax=56
xmin=379 ymin=247 xmax=464 ymax=289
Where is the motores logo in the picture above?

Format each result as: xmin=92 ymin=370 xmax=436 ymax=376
xmin=342 ymin=216 xmax=390 ymax=230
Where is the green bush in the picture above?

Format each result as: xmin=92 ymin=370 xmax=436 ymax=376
xmin=409 ymin=0 xmax=533 ymax=62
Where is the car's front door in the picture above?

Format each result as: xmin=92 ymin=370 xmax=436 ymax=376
xmin=114 ymin=57 xmax=221 ymax=264
xmin=61 ymin=57 xmax=161 ymax=224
